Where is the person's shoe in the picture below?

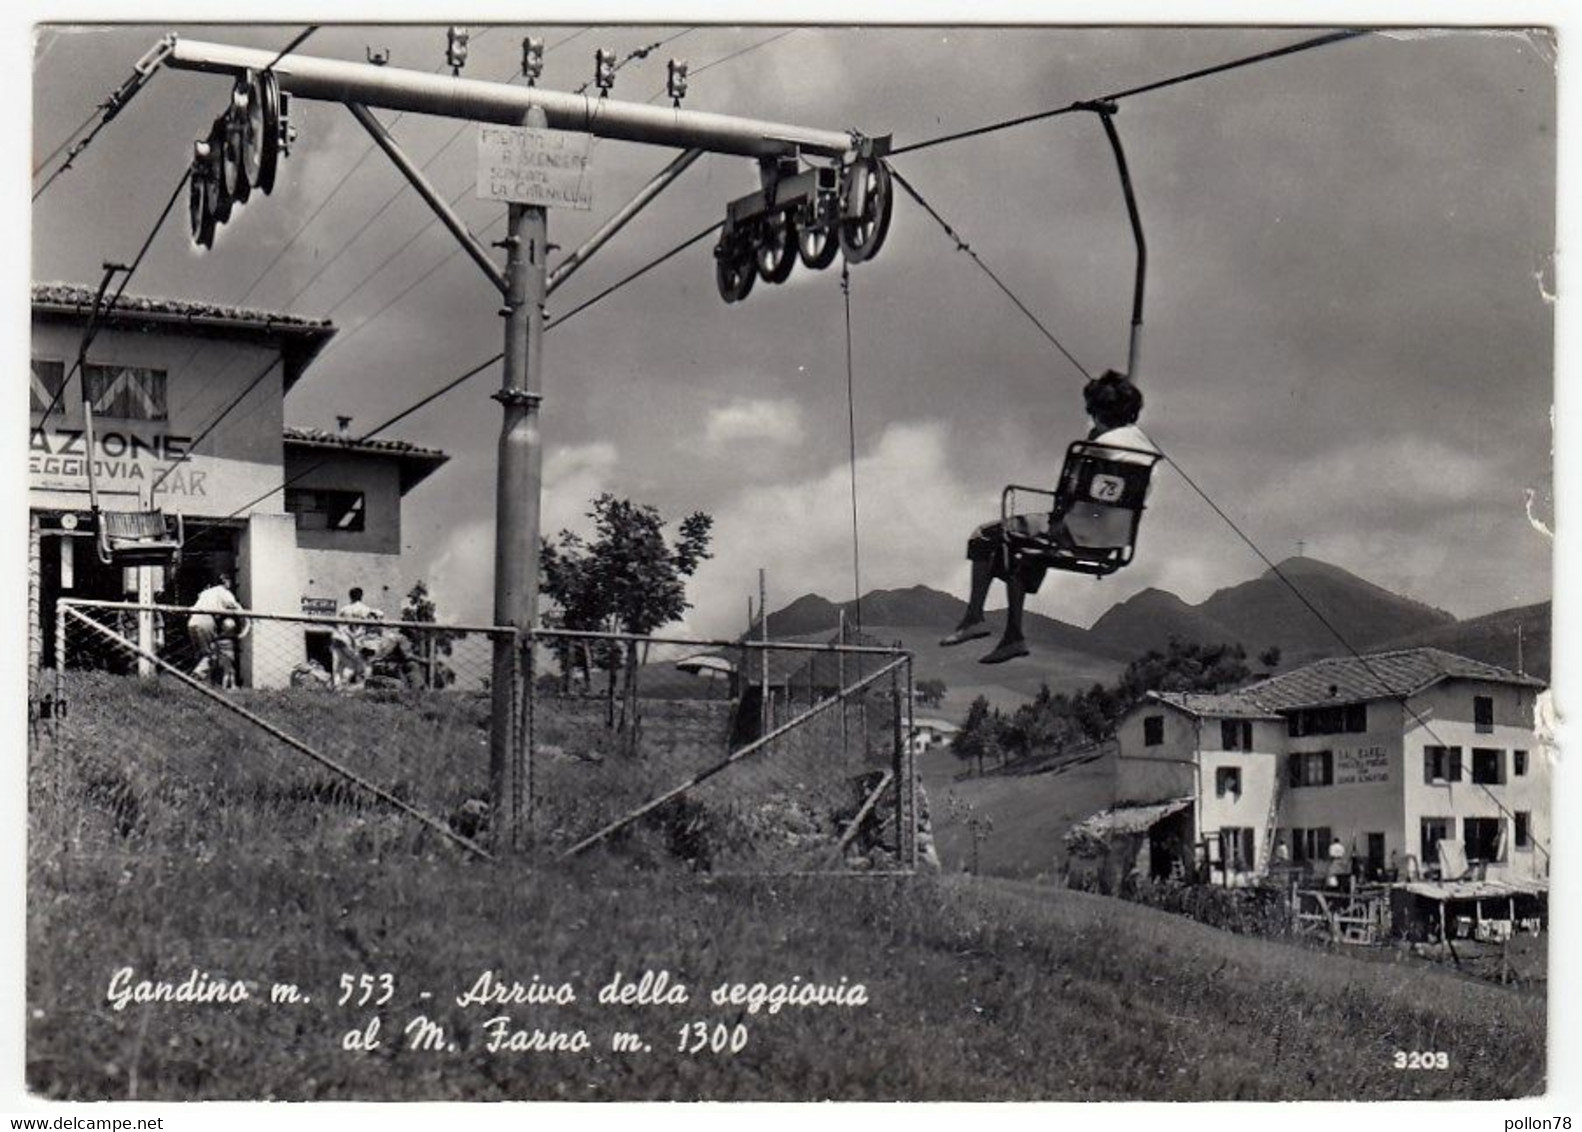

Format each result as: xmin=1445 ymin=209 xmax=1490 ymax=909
xmin=979 ymin=637 xmax=1030 ymax=665
xmin=940 ymin=622 xmax=992 ymax=647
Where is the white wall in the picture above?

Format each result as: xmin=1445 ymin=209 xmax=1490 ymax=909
xmin=1279 ymin=698 xmax=1407 ymax=867
xmin=30 ymin=322 xmax=287 ymax=519
xmin=1114 ymin=705 xmax=1198 ymax=805
xmin=1402 ymin=679 xmax=1548 ymax=878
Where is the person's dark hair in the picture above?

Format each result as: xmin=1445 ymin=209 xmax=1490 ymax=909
xmin=349 ymin=587 xmax=364 ymax=602
xmin=1084 ymin=370 xmax=1144 ymax=430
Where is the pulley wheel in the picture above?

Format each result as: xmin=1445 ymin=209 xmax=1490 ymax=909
xmin=755 ymin=213 xmax=797 ymax=285
xmin=714 ymin=238 xmax=756 ymax=304
xmin=839 ymin=157 xmax=893 ymax=265
xmin=240 ymin=71 xmax=266 ymax=188
xmin=188 ymin=159 xmax=216 ymax=249
xmin=249 ymin=69 xmax=282 ymax=195
xmin=206 ymin=121 xmax=233 ymax=225
xmin=798 ymin=222 xmax=840 ymax=271
xmin=222 ymin=89 xmax=251 ymax=205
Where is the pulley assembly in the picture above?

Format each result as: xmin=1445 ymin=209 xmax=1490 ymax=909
xmin=713 ymin=137 xmax=894 ymax=304
xmin=189 ymin=68 xmax=291 ymax=249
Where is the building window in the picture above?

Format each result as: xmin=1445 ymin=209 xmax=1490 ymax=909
xmin=1462 ymin=817 xmax=1503 ymax=863
xmin=1285 ymin=703 xmax=1368 ymax=737
xmin=1470 ymin=748 xmax=1504 ymax=785
xmin=1292 ymin=827 xmax=1332 ymax=863
xmin=1286 ymin=749 xmax=1333 ymax=788
xmin=1420 ymin=817 xmax=1453 ymax=864
xmin=1218 ymin=827 xmax=1256 ymax=871
xmin=30 ymin=358 xmax=65 ymax=412
xmin=1514 ymin=811 xmax=1531 ymax=850
xmin=83 ymin=363 xmax=168 ymax=420
xmin=1474 ymin=695 xmax=1494 ymax=734
xmin=1423 ymin=745 xmax=1462 ymax=784
xmin=1513 ymin=749 xmax=1528 ymax=777
xmin=1215 ymin=767 xmax=1242 ymax=798
xmin=1216 ymin=719 xmax=1253 ymax=750
xmin=285 ymin=488 xmax=367 ymax=532
xmin=1143 ymin=715 xmax=1164 ymax=746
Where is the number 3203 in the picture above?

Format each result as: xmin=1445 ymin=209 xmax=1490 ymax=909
xmin=1394 ymin=1051 xmax=1449 ymax=1069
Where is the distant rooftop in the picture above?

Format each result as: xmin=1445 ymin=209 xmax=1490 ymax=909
xmin=1145 ymin=647 xmax=1543 ymax=720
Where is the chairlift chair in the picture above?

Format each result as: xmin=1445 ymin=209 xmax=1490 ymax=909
xmin=73 ymin=264 xmax=186 ymax=572
xmin=95 ymin=507 xmax=184 ymax=570
xmin=997 ymin=103 xmax=1157 ymax=580
xmin=1002 ymin=441 xmax=1161 ymax=578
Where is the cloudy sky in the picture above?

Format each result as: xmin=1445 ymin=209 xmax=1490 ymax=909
xmin=31 ymin=23 xmax=1556 ymax=637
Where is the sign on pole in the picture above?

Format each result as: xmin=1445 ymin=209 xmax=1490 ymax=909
xmin=477 ymin=124 xmax=594 ymax=210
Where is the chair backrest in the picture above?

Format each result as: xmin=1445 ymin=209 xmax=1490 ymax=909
xmin=1054 ymin=442 xmax=1159 ymax=550
xmin=101 ymin=510 xmax=172 ymax=541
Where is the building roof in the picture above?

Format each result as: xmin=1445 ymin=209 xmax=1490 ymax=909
xmin=1131 ymin=648 xmax=1544 ymax=722
xmin=283 ymin=427 xmax=449 ymax=493
xmin=1150 ymin=691 xmax=1283 ymax=721
xmin=33 ymin=282 xmax=335 ymax=391
xmin=1240 ymin=647 xmax=1545 ymax=711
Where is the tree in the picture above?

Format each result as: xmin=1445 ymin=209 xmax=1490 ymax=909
xmin=916 ymin=677 xmax=948 ymax=708
xmin=1258 ymin=645 xmax=1282 ymax=670
xmin=949 ymin=698 xmax=987 ymax=777
xmin=539 ymin=494 xmax=714 ymax=726
xmin=399 ymin=580 xmax=460 ymax=688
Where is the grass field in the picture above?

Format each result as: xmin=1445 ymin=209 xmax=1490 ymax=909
xmin=26 ymin=672 xmax=1546 ymax=1101
xmin=922 ymin=744 xmax=1116 ymax=879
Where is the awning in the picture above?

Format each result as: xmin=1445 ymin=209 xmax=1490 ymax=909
xmin=1399 ymin=876 xmax=1549 ymax=902
xmin=1066 ymin=797 xmax=1193 ymax=854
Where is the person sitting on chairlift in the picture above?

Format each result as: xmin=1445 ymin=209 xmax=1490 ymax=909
xmin=941 ymin=371 xmax=1157 ymax=664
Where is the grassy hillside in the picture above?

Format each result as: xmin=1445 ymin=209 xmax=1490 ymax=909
xmin=922 ymin=745 xmax=1116 ymax=879
xmin=28 ymin=672 xmax=1544 ymax=1101
xmin=1377 ymin=601 xmax=1550 ymax=683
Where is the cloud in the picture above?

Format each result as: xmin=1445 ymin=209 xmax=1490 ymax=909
xmin=1245 ymin=435 xmax=1498 ymax=525
xmin=423 ymin=442 xmax=620 ymax=623
xmin=683 ymin=420 xmax=982 ymax=637
xmin=703 ymin=397 xmax=805 ymax=449
xmin=542 ymin=442 xmax=620 ymax=537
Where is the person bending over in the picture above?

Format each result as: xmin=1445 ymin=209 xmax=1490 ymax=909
xmin=942 ymin=371 xmax=1156 ymax=664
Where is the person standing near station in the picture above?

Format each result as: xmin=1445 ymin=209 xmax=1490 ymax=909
xmin=332 ymin=586 xmax=386 ymax=689
xmin=188 ymin=571 xmax=244 ymax=682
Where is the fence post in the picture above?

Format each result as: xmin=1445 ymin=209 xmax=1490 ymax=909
xmin=510 ymin=629 xmax=525 ymax=853
xmin=904 ymin=654 xmax=917 ymax=870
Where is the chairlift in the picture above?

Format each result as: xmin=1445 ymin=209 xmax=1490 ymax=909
xmin=75 ymin=265 xmax=184 ymax=572
xmin=1002 ymin=441 xmax=1161 ymax=579
xmin=998 ymin=102 xmax=1156 ymax=579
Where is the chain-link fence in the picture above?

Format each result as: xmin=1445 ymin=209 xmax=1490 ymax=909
xmin=526 ymin=628 xmax=918 ymax=874
xmin=35 ymin=601 xmax=921 ymax=875
xmin=42 ymin=598 xmax=510 ymax=862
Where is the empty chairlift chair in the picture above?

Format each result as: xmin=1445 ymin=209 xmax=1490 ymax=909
xmin=95 ymin=508 xmax=184 ymax=570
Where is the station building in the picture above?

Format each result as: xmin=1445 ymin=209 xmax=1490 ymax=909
xmin=28 ymin=282 xmax=448 ymax=686
xmin=1103 ymin=648 xmax=1550 ymax=887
